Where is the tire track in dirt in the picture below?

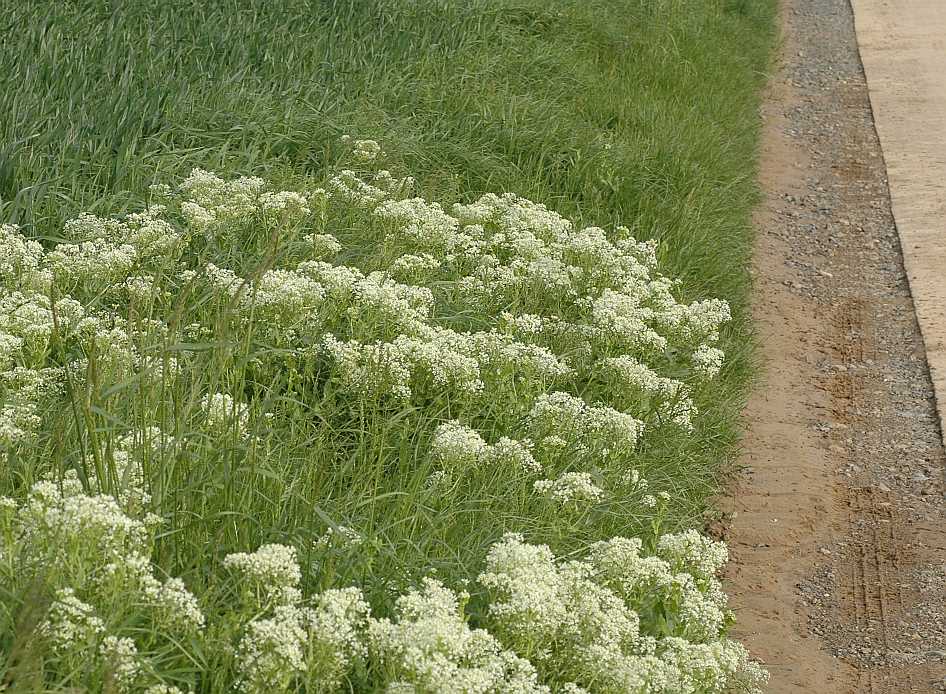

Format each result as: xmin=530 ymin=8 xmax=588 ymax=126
xmin=722 ymin=1 xmax=946 ymax=691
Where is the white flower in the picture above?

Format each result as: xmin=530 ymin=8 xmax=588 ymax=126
xmin=200 ymin=392 xmax=250 ymax=432
xmin=304 ymin=233 xmax=342 ymax=260
xmin=46 ymin=238 xmax=138 ymax=288
xmin=180 ymin=201 xmax=216 ymax=231
xmin=388 ymin=253 xmax=441 ymax=281
xmin=599 ymin=355 xmax=696 ymax=431
xmin=479 ymin=534 xmax=569 ymax=641
xmin=499 ymin=312 xmax=544 ymax=335
xmin=430 ymin=421 xmax=488 ymax=469
xmin=529 ymin=392 xmax=642 ymax=453
xmin=304 ymin=587 xmax=371 ymax=688
xmin=620 ymin=468 xmax=649 ymax=492
xmin=16 ymin=475 xmax=152 ymax=572
xmin=123 ymin=207 xmax=184 ymax=258
xmin=259 ymin=190 xmax=310 ymax=224
xmin=452 ymin=192 xmax=572 ymax=241
xmin=0 ymin=402 xmax=42 ymax=446
xmin=123 ymin=275 xmax=161 ymax=303
xmin=0 ymin=224 xmax=45 ymax=289
xmin=485 ymin=437 xmax=541 ymax=474
xmin=367 ymin=577 xmax=548 ymax=693
xmin=657 ymin=529 xmax=729 ymax=584
xmin=202 ymin=263 xmax=326 ymax=343
xmin=42 ymin=588 xmax=105 ymax=653
xmin=329 ymin=169 xmax=389 ymax=207
xmin=533 ymin=472 xmax=603 ymax=506
xmin=236 ymin=604 xmax=308 ymax=692
xmin=224 ymin=543 xmax=302 ymax=605
xmin=179 ymin=168 xmax=265 ymax=233
xmin=100 ymin=635 xmax=140 ymax=691
xmin=349 ymin=272 xmax=434 ymax=334
xmin=236 ymin=588 xmax=369 ymax=693
xmin=374 ymin=198 xmax=460 ymax=252
xmin=350 ymin=138 xmax=383 ymax=163
xmin=315 ymin=525 xmax=364 ymax=551
xmin=321 ymin=334 xmax=413 ymax=401
xmin=144 ymin=686 xmax=191 ymax=694
xmin=692 ymin=344 xmax=725 ymax=379
xmin=144 ymin=576 xmax=205 ymax=631
xmin=590 ymin=288 xmax=667 ymax=352
xmin=298 ymin=260 xmax=364 ymax=297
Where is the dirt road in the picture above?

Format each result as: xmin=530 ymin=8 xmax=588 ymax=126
xmin=723 ymin=0 xmax=946 ymax=691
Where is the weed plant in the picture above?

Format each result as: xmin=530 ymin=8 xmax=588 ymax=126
xmin=0 ymin=0 xmax=776 ymax=691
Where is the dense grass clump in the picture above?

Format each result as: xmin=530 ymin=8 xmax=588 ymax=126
xmin=0 ymin=0 xmax=775 ymax=691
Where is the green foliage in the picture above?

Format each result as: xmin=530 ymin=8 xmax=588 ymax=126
xmin=0 ymin=0 xmax=776 ymax=690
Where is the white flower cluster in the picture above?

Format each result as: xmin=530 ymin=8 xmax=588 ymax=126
xmin=304 ymin=232 xmax=343 ymax=260
xmin=42 ymin=587 xmax=106 ymax=653
xmin=224 ymin=543 xmax=303 ymax=606
xmin=388 ymin=252 xmax=441 ymax=281
xmin=144 ymin=686 xmax=192 ymax=694
xmin=533 ymin=472 xmax=603 ymax=506
xmin=430 ymin=421 xmax=541 ymax=474
xmin=203 ymin=263 xmax=326 ymax=344
xmin=46 ymin=238 xmax=133 ymax=288
xmin=47 ymin=207 xmax=185 ymax=292
xmin=349 ymin=272 xmax=435 ymax=335
xmin=1 ymin=467 xmax=204 ymax=692
xmin=0 ymin=224 xmax=188 ymax=449
xmin=0 ymin=166 xmax=756 ymax=691
xmin=4 ymin=209 xmax=182 ymax=302
xmin=328 ymin=169 xmax=412 ymax=207
xmin=0 ymin=223 xmax=48 ymax=290
xmin=12 ymin=473 xmax=202 ymax=620
xmin=340 ymin=136 xmax=384 ymax=163
xmin=691 ymin=344 xmax=726 ymax=380
xmin=179 ymin=169 xmax=263 ymax=231
xmin=528 ymin=391 xmax=643 ymax=455
xmin=260 ymin=190 xmax=311 ymax=225
xmin=200 ymin=391 xmax=251 ymax=433
xmin=226 ymin=544 xmax=370 ymax=693
xmin=430 ymin=421 xmax=489 ymax=468
xmin=479 ymin=533 xmax=767 ymax=693
xmin=367 ymin=577 xmax=549 ymax=693
xmin=657 ymin=528 xmax=730 ymax=583
xmin=375 ymin=197 xmax=461 ymax=253
xmin=599 ymin=355 xmax=697 ymax=431
xmin=179 ymin=168 xmax=312 ymax=234
xmin=321 ymin=334 xmax=414 ymax=401
xmin=161 ymin=170 xmax=721 ymax=480
xmin=235 ymin=605 xmax=310 ymax=692
xmin=318 ymin=323 xmax=570 ymax=404
xmin=100 ymin=635 xmax=141 ymax=690
xmin=315 ymin=525 xmax=364 ymax=551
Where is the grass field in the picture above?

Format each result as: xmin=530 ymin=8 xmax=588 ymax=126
xmin=0 ymin=0 xmax=776 ymax=691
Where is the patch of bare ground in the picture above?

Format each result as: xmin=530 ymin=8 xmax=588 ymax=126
xmin=721 ymin=0 xmax=946 ymax=691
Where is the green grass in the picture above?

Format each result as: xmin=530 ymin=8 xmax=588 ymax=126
xmin=0 ymin=0 xmax=776 ymax=690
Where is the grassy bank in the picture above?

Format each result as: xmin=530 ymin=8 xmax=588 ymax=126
xmin=0 ymin=0 xmax=776 ymax=691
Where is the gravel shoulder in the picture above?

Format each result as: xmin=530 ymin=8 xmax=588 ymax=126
xmin=722 ymin=0 xmax=946 ymax=691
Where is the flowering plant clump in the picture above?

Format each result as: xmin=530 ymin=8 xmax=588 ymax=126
xmin=366 ymin=577 xmax=548 ymax=693
xmin=0 ymin=146 xmax=763 ymax=691
xmin=0 ymin=471 xmax=204 ymax=692
xmin=533 ymin=472 xmax=604 ymax=507
xmin=479 ymin=533 xmax=767 ymax=693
